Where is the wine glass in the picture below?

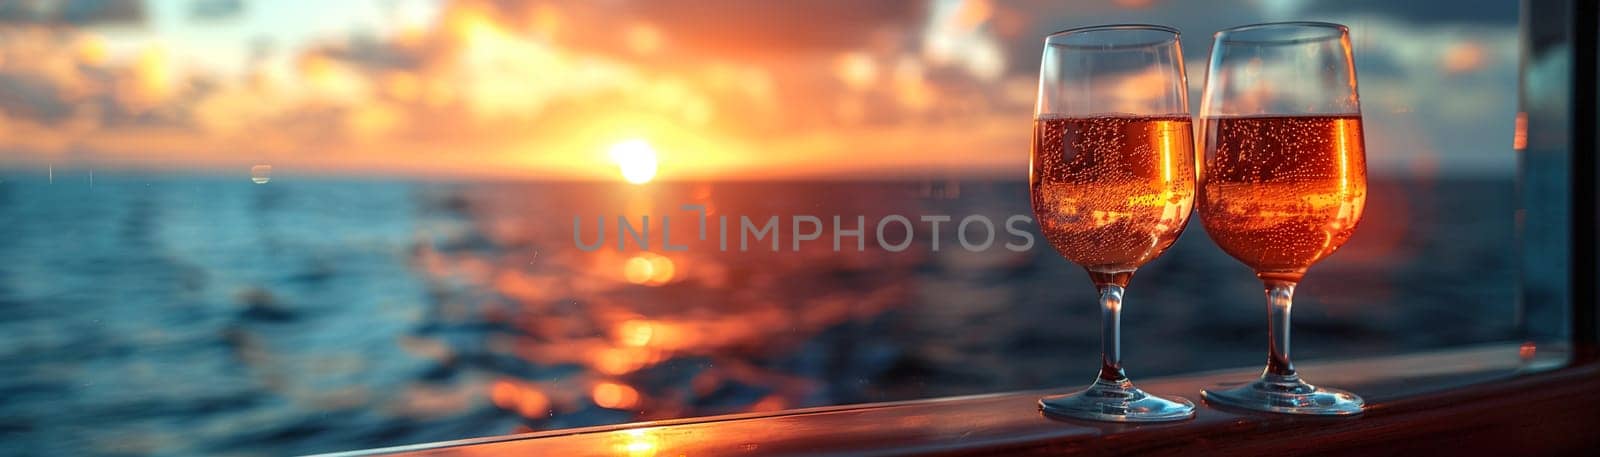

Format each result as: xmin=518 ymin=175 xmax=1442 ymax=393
xmin=1196 ymin=22 xmax=1366 ymax=415
xmin=1031 ymin=24 xmax=1196 ymax=422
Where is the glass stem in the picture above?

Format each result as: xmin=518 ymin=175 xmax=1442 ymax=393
xmin=1264 ymin=281 xmax=1298 ymax=380
xmin=1096 ymin=284 xmax=1130 ymax=384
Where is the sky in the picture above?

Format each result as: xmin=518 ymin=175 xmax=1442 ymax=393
xmin=0 ymin=0 xmax=1519 ymax=180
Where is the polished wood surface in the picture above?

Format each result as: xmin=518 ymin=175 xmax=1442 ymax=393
xmin=317 ymin=344 xmax=1600 ymax=456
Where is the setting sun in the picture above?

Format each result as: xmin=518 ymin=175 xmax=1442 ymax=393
xmin=609 ymin=139 xmax=659 ymax=184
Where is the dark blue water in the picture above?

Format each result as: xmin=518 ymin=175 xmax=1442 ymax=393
xmin=0 ymin=171 xmax=1515 ymax=456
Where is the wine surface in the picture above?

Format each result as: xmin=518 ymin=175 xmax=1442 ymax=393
xmin=1198 ymin=114 xmax=1367 ymax=283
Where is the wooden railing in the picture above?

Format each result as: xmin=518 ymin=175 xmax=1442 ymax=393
xmin=313 ymin=343 xmax=1600 ymax=456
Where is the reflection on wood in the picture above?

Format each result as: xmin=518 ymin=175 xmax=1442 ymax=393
xmin=317 ymin=344 xmax=1600 ymax=456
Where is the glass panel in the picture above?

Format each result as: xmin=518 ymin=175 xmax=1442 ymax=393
xmin=1518 ymin=0 xmax=1575 ymax=366
xmin=0 ymin=1 xmax=1529 ymax=455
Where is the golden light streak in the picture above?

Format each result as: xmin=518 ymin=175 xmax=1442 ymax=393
xmin=1337 ymin=119 xmax=1349 ymax=194
xmin=1160 ymin=121 xmax=1174 ymax=183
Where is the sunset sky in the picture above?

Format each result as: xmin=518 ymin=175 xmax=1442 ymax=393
xmin=0 ymin=0 xmax=1518 ymax=180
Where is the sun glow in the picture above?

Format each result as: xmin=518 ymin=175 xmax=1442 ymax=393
xmin=609 ymin=139 xmax=659 ymax=184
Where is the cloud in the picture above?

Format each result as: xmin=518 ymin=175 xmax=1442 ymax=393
xmin=0 ymin=0 xmax=145 ymax=25
xmin=618 ymin=1 xmax=926 ymax=58
xmin=188 ymin=0 xmax=243 ymax=21
xmin=1300 ymin=0 xmax=1517 ymax=26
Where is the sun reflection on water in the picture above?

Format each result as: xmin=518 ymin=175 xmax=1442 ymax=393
xmin=407 ymin=181 xmax=972 ymax=434
xmin=622 ymin=253 xmax=675 ymax=285
xmin=592 ymin=382 xmax=642 ymax=410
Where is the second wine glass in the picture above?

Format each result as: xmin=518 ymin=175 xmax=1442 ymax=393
xmin=1031 ymin=24 xmax=1196 ymax=422
xmin=1196 ymin=21 xmax=1367 ymax=415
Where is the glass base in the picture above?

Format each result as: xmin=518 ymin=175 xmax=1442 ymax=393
xmin=1039 ymin=379 xmax=1196 ymax=422
xmin=1201 ymin=375 xmax=1363 ymax=416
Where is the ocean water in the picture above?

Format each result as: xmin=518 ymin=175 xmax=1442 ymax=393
xmin=0 ymin=172 xmax=1515 ymax=456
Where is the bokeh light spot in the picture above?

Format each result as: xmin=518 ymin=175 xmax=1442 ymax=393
xmin=618 ymin=319 xmax=655 ymax=347
xmin=592 ymin=382 xmax=641 ymax=409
